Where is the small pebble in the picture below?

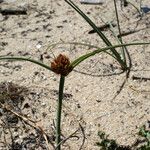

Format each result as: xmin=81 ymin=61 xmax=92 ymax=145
xmin=42 ymin=112 xmax=47 ymax=117
xmin=41 ymin=102 xmax=46 ymax=107
xmin=0 ymin=14 xmax=4 ymax=22
xmin=53 ymin=77 xmax=57 ymax=81
xmin=36 ymin=44 xmax=42 ymax=49
xmin=77 ymin=103 xmax=81 ymax=108
xmin=42 ymin=76 xmax=47 ymax=80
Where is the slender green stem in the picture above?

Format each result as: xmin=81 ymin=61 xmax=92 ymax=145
xmin=56 ymin=75 xmax=65 ymax=150
xmin=46 ymin=41 xmax=117 ymax=59
xmin=64 ymin=0 xmax=127 ymax=69
xmin=113 ymin=0 xmax=126 ymax=64
xmin=127 ymin=1 xmax=142 ymax=17
xmin=0 ymin=56 xmax=52 ymax=71
xmin=71 ymin=42 xmax=150 ymax=68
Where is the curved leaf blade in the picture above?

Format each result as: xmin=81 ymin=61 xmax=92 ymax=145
xmin=0 ymin=56 xmax=52 ymax=71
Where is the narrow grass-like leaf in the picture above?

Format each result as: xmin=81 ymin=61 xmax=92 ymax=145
xmin=128 ymin=1 xmax=142 ymax=16
xmin=0 ymin=56 xmax=52 ymax=71
xmin=65 ymin=0 xmax=127 ymax=69
xmin=71 ymin=42 xmax=150 ymax=68
xmin=113 ymin=0 xmax=126 ymax=64
xmin=46 ymin=42 xmax=116 ymax=59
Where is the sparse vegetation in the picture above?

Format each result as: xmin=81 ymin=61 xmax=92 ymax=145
xmin=0 ymin=0 xmax=150 ymax=149
xmin=96 ymin=124 xmax=150 ymax=150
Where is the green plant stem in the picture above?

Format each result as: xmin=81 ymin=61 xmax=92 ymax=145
xmin=46 ymin=41 xmax=117 ymax=59
xmin=127 ymin=1 xmax=142 ymax=17
xmin=113 ymin=0 xmax=126 ymax=64
xmin=0 ymin=56 xmax=52 ymax=71
xmin=0 ymin=42 xmax=149 ymax=71
xmin=64 ymin=0 xmax=127 ymax=70
xmin=71 ymin=42 xmax=150 ymax=68
xmin=56 ymin=75 xmax=65 ymax=150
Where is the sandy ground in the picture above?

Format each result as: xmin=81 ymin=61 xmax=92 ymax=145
xmin=0 ymin=0 xmax=150 ymax=149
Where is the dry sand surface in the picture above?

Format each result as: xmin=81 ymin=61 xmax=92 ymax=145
xmin=0 ymin=0 xmax=150 ymax=149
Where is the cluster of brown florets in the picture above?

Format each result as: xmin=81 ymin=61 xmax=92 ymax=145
xmin=51 ymin=54 xmax=73 ymax=76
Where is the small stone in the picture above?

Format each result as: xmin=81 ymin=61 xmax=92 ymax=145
xmin=42 ymin=112 xmax=47 ymax=118
xmin=26 ymin=114 xmax=31 ymax=118
xmin=42 ymin=76 xmax=47 ymax=80
xmin=96 ymin=99 xmax=101 ymax=103
xmin=23 ymin=103 xmax=30 ymax=109
xmin=44 ymin=54 xmax=51 ymax=59
xmin=34 ymin=71 xmax=39 ymax=75
xmin=41 ymin=102 xmax=46 ymax=107
xmin=77 ymin=103 xmax=81 ymax=108
xmin=36 ymin=44 xmax=42 ymax=49
xmin=53 ymin=77 xmax=57 ymax=81
xmin=0 ymin=14 xmax=4 ymax=22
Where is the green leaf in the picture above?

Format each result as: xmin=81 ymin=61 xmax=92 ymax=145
xmin=0 ymin=56 xmax=52 ymax=71
xmin=71 ymin=42 xmax=150 ymax=68
xmin=65 ymin=0 xmax=126 ymax=69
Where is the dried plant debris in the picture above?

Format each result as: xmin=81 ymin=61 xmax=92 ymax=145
xmin=80 ymin=0 xmax=104 ymax=5
xmin=0 ymin=82 xmax=28 ymax=105
xmin=10 ymin=132 xmax=48 ymax=150
xmin=1 ymin=129 xmax=51 ymax=150
xmin=51 ymin=89 xmax=73 ymax=100
xmin=0 ymin=82 xmax=29 ymax=124
xmin=0 ymin=82 xmax=53 ymax=150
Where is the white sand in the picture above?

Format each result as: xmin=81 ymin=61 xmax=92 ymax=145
xmin=0 ymin=0 xmax=150 ymax=149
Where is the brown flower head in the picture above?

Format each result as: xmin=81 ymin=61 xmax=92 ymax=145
xmin=51 ymin=54 xmax=73 ymax=76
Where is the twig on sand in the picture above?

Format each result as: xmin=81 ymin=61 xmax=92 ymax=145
xmin=0 ymin=9 xmax=27 ymax=15
xmin=80 ymin=0 xmax=104 ymax=5
xmin=0 ymin=102 xmax=55 ymax=150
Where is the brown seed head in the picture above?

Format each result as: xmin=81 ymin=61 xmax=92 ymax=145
xmin=51 ymin=54 xmax=73 ymax=76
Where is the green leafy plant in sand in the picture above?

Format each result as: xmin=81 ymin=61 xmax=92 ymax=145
xmin=0 ymin=0 xmax=150 ymax=149
xmin=96 ymin=125 xmax=150 ymax=150
xmin=96 ymin=131 xmax=131 ymax=150
xmin=1 ymin=43 xmax=148 ymax=149
xmin=138 ymin=125 xmax=150 ymax=150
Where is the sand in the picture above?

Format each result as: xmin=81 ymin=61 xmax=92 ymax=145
xmin=0 ymin=0 xmax=150 ymax=149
